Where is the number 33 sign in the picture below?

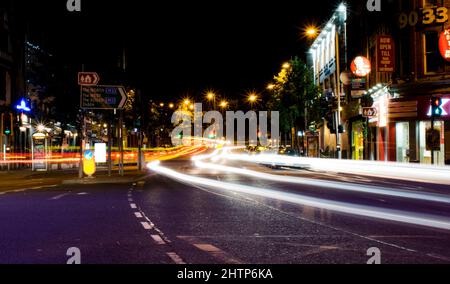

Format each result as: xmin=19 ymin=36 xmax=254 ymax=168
xmin=399 ymin=6 xmax=448 ymax=29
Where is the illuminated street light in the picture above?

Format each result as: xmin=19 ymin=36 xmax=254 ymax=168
xmin=37 ymin=124 xmax=45 ymax=132
xmin=248 ymin=93 xmax=258 ymax=104
xmin=304 ymin=26 xmax=318 ymax=39
xmin=184 ymin=99 xmax=190 ymax=105
xmin=160 ymin=103 xmax=164 ymax=107
xmin=282 ymin=62 xmax=290 ymax=69
xmin=189 ymin=104 xmax=194 ymax=110
xmin=267 ymin=84 xmax=275 ymax=90
xmin=220 ymin=101 xmax=228 ymax=108
xmin=206 ymin=92 xmax=215 ymax=100
xmin=169 ymin=103 xmax=174 ymax=109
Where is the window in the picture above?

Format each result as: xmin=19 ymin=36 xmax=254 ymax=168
xmin=0 ymin=69 xmax=5 ymax=101
xmin=424 ymin=31 xmax=443 ymax=74
xmin=424 ymin=0 xmax=439 ymax=8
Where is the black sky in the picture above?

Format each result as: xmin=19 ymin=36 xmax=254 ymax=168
xmin=23 ymin=0 xmax=342 ymax=101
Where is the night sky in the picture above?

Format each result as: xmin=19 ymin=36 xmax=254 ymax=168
xmin=22 ymin=0 xmax=342 ymax=102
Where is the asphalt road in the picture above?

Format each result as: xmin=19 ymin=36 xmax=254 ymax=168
xmin=1 ymin=159 xmax=450 ymax=264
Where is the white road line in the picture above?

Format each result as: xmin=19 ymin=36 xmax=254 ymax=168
xmin=134 ymin=212 xmax=143 ymax=218
xmin=77 ymin=192 xmax=88 ymax=195
xmin=50 ymin=193 xmax=70 ymax=200
xmin=167 ymin=252 xmax=186 ymax=264
xmin=128 ymin=198 xmax=133 ymax=202
xmin=130 ymin=203 xmax=137 ymax=209
xmin=151 ymin=234 xmax=166 ymax=245
xmin=141 ymin=222 xmax=153 ymax=230
xmin=193 ymin=243 xmax=242 ymax=264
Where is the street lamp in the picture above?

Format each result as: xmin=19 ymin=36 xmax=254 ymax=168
xmin=267 ymin=84 xmax=275 ymax=90
xmin=169 ymin=103 xmax=174 ymax=109
xmin=205 ymin=91 xmax=216 ymax=110
xmin=37 ymin=124 xmax=45 ymax=133
xmin=160 ymin=103 xmax=165 ymax=107
xmin=304 ymin=26 xmax=318 ymax=39
xmin=219 ymin=100 xmax=228 ymax=109
xmin=282 ymin=62 xmax=290 ymax=69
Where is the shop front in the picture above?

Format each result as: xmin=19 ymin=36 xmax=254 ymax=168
xmin=388 ymin=95 xmax=450 ymax=165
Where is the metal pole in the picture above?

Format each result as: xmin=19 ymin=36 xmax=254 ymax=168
xmin=78 ymin=111 xmax=84 ymax=178
xmin=431 ymin=117 xmax=434 ymax=165
xmin=108 ymin=111 xmax=112 ymax=176
xmin=119 ymin=109 xmax=124 ymax=176
xmin=79 ymin=64 xmax=85 ymax=178
xmin=335 ymin=30 xmax=342 ymax=159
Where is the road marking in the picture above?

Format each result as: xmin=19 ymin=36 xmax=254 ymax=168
xmin=151 ymin=234 xmax=166 ymax=245
xmin=130 ymin=203 xmax=137 ymax=209
xmin=167 ymin=252 xmax=186 ymax=264
xmin=193 ymin=243 xmax=242 ymax=264
xmin=134 ymin=212 xmax=143 ymax=218
xmin=77 ymin=192 xmax=88 ymax=195
xmin=141 ymin=222 xmax=153 ymax=230
xmin=50 ymin=193 xmax=70 ymax=200
xmin=127 ymin=193 xmax=132 ymax=197
xmin=178 ymin=236 xmax=242 ymax=264
xmin=128 ymin=198 xmax=133 ymax=202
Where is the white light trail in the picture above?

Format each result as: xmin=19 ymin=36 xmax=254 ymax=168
xmin=221 ymin=152 xmax=450 ymax=185
xmin=194 ymin=160 xmax=450 ymax=205
xmin=147 ymin=161 xmax=450 ymax=231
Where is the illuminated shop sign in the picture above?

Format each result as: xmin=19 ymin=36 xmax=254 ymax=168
xmin=351 ymin=56 xmax=371 ymax=77
xmin=439 ymin=29 xmax=450 ymax=62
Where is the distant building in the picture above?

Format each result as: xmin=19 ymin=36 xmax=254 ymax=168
xmin=0 ymin=0 xmax=26 ymax=155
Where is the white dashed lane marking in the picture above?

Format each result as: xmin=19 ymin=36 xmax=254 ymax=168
xmin=151 ymin=234 xmax=166 ymax=245
xmin=129 ymin=185 xmax=185 ymax=263
xmin=141 ymin=222 xmax=153 ymax=230
xmin=50 ymin=193 xmax=70 ymax=200
xmin=167 ymin=252 xmax=186 ymax=264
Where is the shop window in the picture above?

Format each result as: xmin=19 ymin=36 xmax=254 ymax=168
xmin=419 ymin=121 xmax=445 ymax=165
xmin=396 ymin=122 xmax=410 ymax=162
xmin=424 ymin=31 xmax=444 ymax=74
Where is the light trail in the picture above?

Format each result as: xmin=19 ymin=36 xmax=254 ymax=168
xmin=221 ymin=152 xmax=450 ymax=185
xmin=194 ymin=160 xmax=450 ymax=205
xmin=147 ymin=160 xmax=450 ymax=231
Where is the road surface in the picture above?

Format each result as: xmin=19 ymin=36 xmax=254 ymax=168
xmin=1 ymin=158 xmax=450 ymax=264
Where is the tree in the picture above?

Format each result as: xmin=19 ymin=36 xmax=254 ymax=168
xmin=266 ymin=57 xmax=321 ymax=151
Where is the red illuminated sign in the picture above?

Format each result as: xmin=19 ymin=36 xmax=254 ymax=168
xmin=439 ymin=29 xmax=450 ymax=62
xmin=350 ymin=56 xmax=371 ymax=77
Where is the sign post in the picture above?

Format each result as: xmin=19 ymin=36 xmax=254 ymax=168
xmin=81 ymin=85 xmax=127 ymax=110
xmin=78 ymin=72 xmax=100 ymax=86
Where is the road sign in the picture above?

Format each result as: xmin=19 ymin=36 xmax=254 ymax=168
xmin=78 ymin=72 xmax=100 ymax=86
xmin=81 ymin=85 xmax=127 ymax=109
xmin=83 ymin=150 xmax=96 ymax=176
xmin=362 ymin=107 xmax=378 ymax=118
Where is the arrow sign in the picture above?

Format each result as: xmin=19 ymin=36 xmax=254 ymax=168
xmin=78 ymin=72 xmax=100 ymax=86
xmin=81 ymin=85 xmax=127 ymax=109
xmin=362 ymin=107 xmax=378 ymax=118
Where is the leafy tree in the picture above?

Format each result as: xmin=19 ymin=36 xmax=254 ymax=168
xmin=266 ymin=56 xmax=321 ymax=149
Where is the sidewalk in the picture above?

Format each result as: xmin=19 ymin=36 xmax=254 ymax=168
xmin=0 ymin=167 xmax=148 ymax=193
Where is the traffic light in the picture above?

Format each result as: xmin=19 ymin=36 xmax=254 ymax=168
xmin=2 ymin=113 xmax=12 ymax=136
xmin=431 ymin=97 xmax=443 ymax=117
